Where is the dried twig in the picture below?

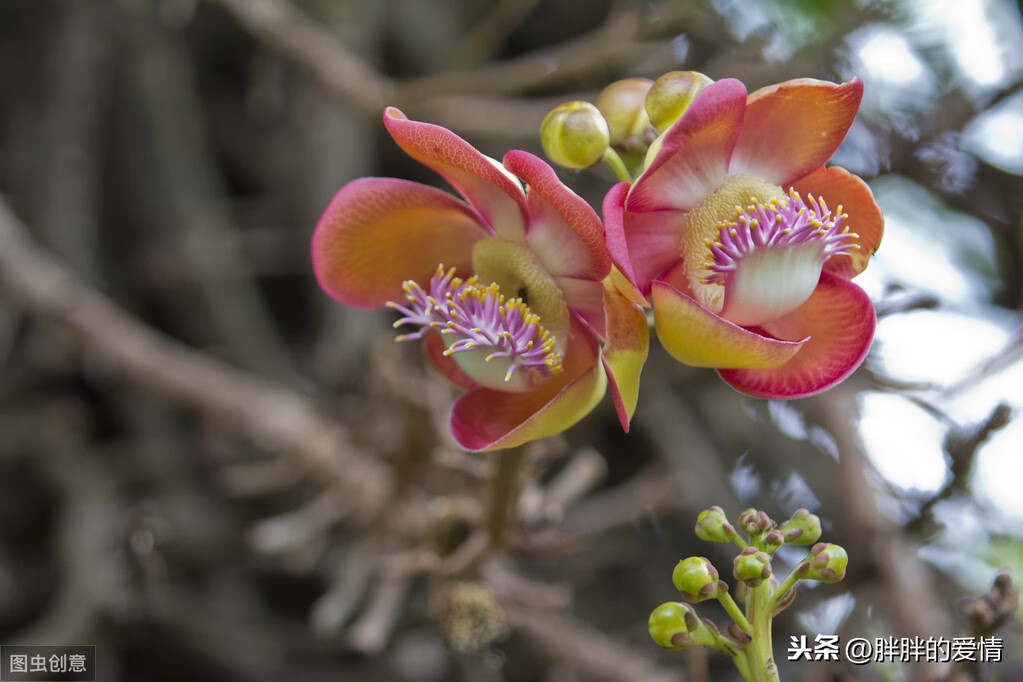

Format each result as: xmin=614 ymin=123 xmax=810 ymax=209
xmin=0 ymin=198 xmax=393 ymax=523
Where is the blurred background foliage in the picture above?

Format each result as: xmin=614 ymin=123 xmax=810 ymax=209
xmin=0 ymin=0 xmax=1021 ymax=680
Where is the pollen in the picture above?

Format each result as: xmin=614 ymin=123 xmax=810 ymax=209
xmin=386 ymin=265 xmax=563 ymax=381
xmin=700 ymin=189 xmax=859 ymax=286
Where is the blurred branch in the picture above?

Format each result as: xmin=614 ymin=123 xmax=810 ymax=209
xmin=908 ymin=403 xmax=1013 ymax=536
xmin=202 ymin=0 xmax=694 ymax=137
xmin=505 ymin=604 xmax=680 ymax=682
xmin=943 ymin=574 xmax=1019 ymax=682
xmin=443 ymin=0 xmax=544 ymax=68
xmin=801 ymin=383 xmax=954 ymax=682
xmin=0 ymin=198 xmax=393 ymax=523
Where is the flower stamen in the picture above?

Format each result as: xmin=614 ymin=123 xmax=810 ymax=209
xmin=387 ymin=265 xmax=563 ymax=381
xmin=701 ymin=189 xmax=859 ymax=285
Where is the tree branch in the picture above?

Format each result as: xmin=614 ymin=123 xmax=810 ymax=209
xmin=0 ymin=198 xmax=393 ymax=524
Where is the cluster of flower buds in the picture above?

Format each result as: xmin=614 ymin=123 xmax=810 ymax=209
xmin=540 ymin=70 xmax=713 ymax=178
xmin=649 ymin=506 xmax=848 ymax=666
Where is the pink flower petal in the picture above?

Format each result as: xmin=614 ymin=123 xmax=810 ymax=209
xmin=626 ymin=78 xmax=748 ymax=212
xmin=312 ymin=177 xmax=487 ymax=308
xmin=603 ymin=181 xmax=685 ymax=294
xmin=503 ymin=150 xmax=611 ymax=281
xmin=556 ymin=276 xmax=605 ymax=338
xmin=383 ymin=107 xmax=528 ymax=241
xmin=791 ymin=165 xmax=883 ymax=280
xmin=729 ymin=78 xmax=863 ymax=187
xmin=449 ymin=317 xmax=605 ymax=451
xmin=601 ymin=279 xmax=649 ymax=431
xmin=718 ymin=273 xmax=875 ymax=399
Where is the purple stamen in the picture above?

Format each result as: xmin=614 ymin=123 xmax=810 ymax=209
xmin=386 ymin=265 xmax=563 ymax=382
xmin=702 ymin=189 xmax=860 ymax=285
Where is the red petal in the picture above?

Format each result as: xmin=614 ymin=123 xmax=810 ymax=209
xmin=503 ymin=150 xmax=611 ymax=281
xmin=383 ymin=107 xmax=527 ymax=241
xmin=449 ymin=317 xmax=605 ymax=451
xmin=626 ymin=78 xmax=747 ymax=212
xmin=791 ymin=166 xmax=883 ymax=280
xmin=729 ymin=78 xmax=863 ymax=187
xmin=312 ymin=178 xmax=486 ymax=308
xmin=603 ymin=181 xmax=683 ymax=294
xmin=718 ymin=273 xmax=875 ymax=399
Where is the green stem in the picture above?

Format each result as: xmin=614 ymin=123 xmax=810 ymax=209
xmin=744 ymin=582 xmax=781 ymax=682
xmin=731 ymin=649 xmax=756 ymax=682
xmin=487 ymin=446 xmax=528 ymax=549
xmin=717 ymin=591 xmax=753 ymax=636
xmin=602 ymin=147 xmax=633 ymax=183
xmin=768 ymin=570 xmax=801 ymax=612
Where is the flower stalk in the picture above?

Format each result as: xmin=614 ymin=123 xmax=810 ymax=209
xmin=649 ymin=507 xmax=848 ymax=682
xmin=487 ymin=446 xmax=528 ymax=549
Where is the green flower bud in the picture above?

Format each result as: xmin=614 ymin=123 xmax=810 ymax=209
xmin=595 ymin=78 xmax=654 ymax=148
xmin=733 ymin=547 xmax=773 ymax=587
xmin=648 ymin=601 xmax=699 ymax=649
xmin=645 ymin=70 xmax=713 ymax=132
xmin=763 ymin=530 xmax=784 ymax=554
xmin=672 ymin=556 xmax=723 ymax=602
xmin=694 ymin=505 xmax=738 ymax=543
xmin=540 ymin=101 xmax=610 ymax=169
xmin=778 ymin=508 xmax=822 ymax=545
xmin=648 ymin=601 xmax=717 ymax=650
xmin=795 ymin=543 xmax=848 ymax=584
xmin=738 ymin=508 xmax=776 ymax=536
xmin=727 ymin=621 xmax=752 ymax=645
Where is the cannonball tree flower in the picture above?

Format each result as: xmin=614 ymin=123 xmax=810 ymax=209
xmin=605 ymin=77 xmax=883 ymax=398
xmin=312 ymin=109 xmax=647 ymax=451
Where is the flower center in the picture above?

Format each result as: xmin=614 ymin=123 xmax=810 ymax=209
xmin=678 ymin=174 xmax=861 ymax=327
xmin=387 ymin=265 xmax=563 ymax=391
xmin=701 ymin=189 xmax=859 ymax=286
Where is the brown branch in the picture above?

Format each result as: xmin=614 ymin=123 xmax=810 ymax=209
xmin=202 ymin=0 xmax=695 ymax=137
xmin=203 ymin=0 xmax=397 ymax=114
xmin=505 ymin=604 xmax=681 ymax=682
xmin=0 ymin=198 xmax=393 ymax=524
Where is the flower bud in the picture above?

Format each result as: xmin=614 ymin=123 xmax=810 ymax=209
xmin=595 ymin=78 xmax=654 ymax=148
xmin=694 ymin=506 xmax=738 ymax=544
xmin=645 ymin=70 xmax=713 ymax=132
xmin=733 ymin=547 xmax=773 ymax=587
xmin=778 ymin=508 xmax=822 ymax=545
xmin=540 ymin=101 xmax=610 ymax=169
xmin=672 ymin=556 xmax=723 ymax=602
xmin=795 ymin=543 xmax=848 ymax=584
xmin=727 ymin=621 xmax=752 ymax=645
xmin=763 ymin=530 xmax=784 ymax=554
xmin=648 ymin=601 xmax=703 ymax=649
xmin=738 ymin=508 xmax=776 ymax=536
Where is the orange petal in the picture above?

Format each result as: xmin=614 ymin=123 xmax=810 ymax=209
xmin=312 ymin=178 xmax=487 ymax=308
xmin=383 ymin=108 xmax=527 ymax=241
xmin=730 ymin=78 xmax=863 ymax=187
xmin=601 ymin=279 xmax=649 ymax=431
xmin=791 ymin=166 xmax=883 ymax=279
xmin=449 ymin=317 xmax=606 ymax=451
xmin=718 ymin=273 xmax=875 ymax=399
xmin=504 ymin=150 xmax=611 ymax=281
xmin=651 ymin=263 xmax=805 ymax=369
xmin=627 ymin=78 xmax=747 ymax=212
